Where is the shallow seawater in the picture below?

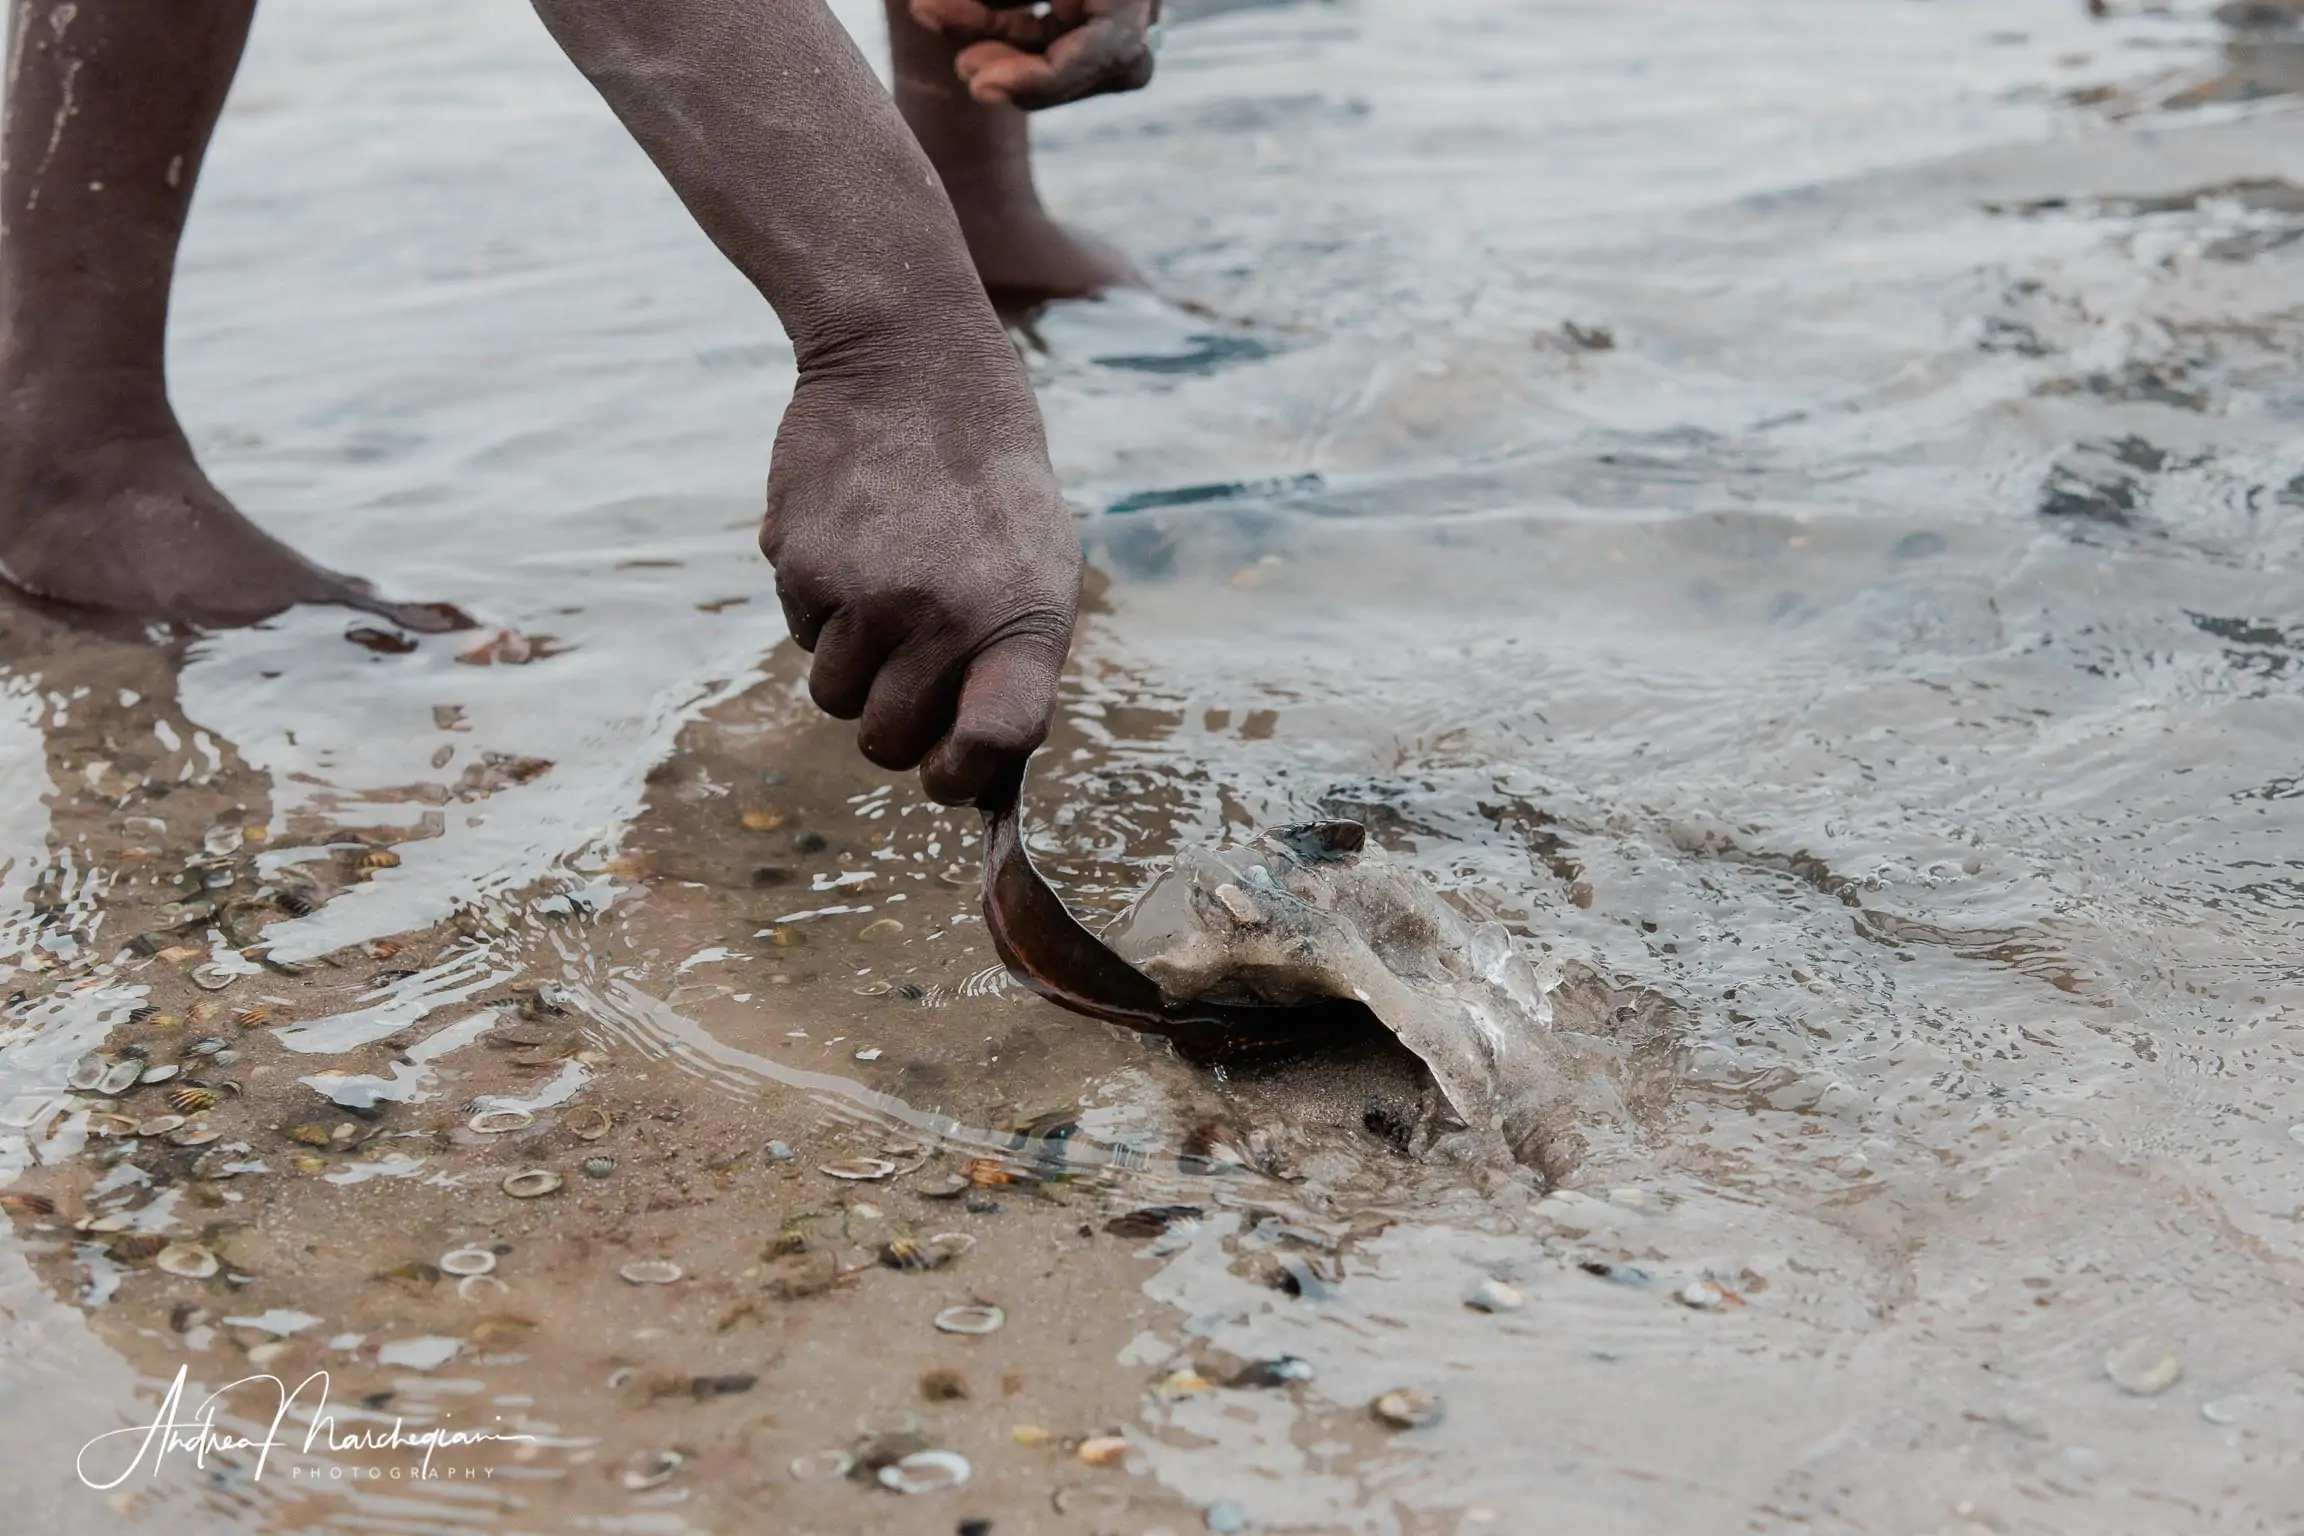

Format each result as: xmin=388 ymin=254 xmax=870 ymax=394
xmin=5 ymin=1 xmax=2304 ymax=1532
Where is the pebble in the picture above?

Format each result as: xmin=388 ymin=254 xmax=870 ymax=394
xmin=1370 ymin=1388 xmax=1443 ymax=1430
xmin=1465 ymin=1278 xmax=1526 ymax=1313
xmin=1206 ymin=1499 xmax=1250 ymax=1535
xmin=2104 ymin=1337 xmax=2184 ymax=1396
xmin=765 ymin=1140 xmax=794 ymax=1161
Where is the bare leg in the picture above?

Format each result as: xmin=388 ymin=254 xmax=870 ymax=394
xmin=0 ymin=1 xmax=464 ymax=632
xmin=883 ymin=0 xmax=1140 ymax=310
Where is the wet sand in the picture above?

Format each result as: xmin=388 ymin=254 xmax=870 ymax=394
xmin=7 ymin=1 xmax=2304 ymax=1532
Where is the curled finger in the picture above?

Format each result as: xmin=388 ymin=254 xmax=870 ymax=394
xmin=918 ymin=633 xmax=1065 ymax=806
xmin=957 ymin=14 xmax=1156 ymax=109
xmin=805 ymin=611 xmax=890 ymax=722
xmin=855 ymin=639 xmax=965 ymax=773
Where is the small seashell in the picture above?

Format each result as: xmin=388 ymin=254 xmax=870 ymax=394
xmin=1077 ymin=1435 xmax=1129 ymax=1466
xmin=185 ymin=1036 xmax=229 ymax=1057
xmin=918 ymin=1173 xmax=971 ymax=1200
xmin=1371 ymin=1387 xmax=1444 ymax=1430
xmin=764 ymin=1140 xmax=794 ymax=1161
xmin=359 ymin=849 xmax=401 ymax=872
xmin=2105 ymin=1338 xmax=2184 ymax=1397
xmin=788 ymin=1449 xmax=853 ymax=1482
xmin=155 ymin=1243 xmax=221 ymax=1279
xmin=739 ymin=808 xmax=786 ymax=832
xmin=879 ymin=1232 xmax=975 ymax=1272
xmin=67 ymin=1055 xmax=108 ymax=1092
xmin=582 ymin=1156 xmax=616 ymax=1178
xmin=438 ymin=1247 xmax=497 ymax=1277
xmin=877 ymin=1449 xmax=969 ymax=1494
xmin=618 ymin=1449 xmax=683 ymax=1491
xmin=139 ymin=1063 xmax=180 ymax=1086
xmin=501 ymin=1169 xmax=563 ymax=1199
xmin=619 ymin=1259 xmax=684 ymax=1286
xmin=191 ymin=965 xmax=239 ymax=992
xmin=135 ymin=1114 xmax=188 ymax=1138
xmin=819 ymin=1157 xmax=897 ymax=1182
xmin=166 ymin=1085 xmax=222 ymax=1115
xmin=1228 ymin=1356 xmax=1316 ymax=1388
xmin=457 ymin=1274 xmax=509 ymax=1304
xmin=933 ymin=1303 xmax=1005 ymax=1336
xmin=0 ymin=1192 xmax=58 ymax=1216
xmin=285 ymin=1123 xmax=333 ymax=1147
xmin=230 ymin=1005 xmax=271 ymax=1029
xmin=98 ymin=1060 xmax=145 ymax=1096
xmin=84 ymin=1113 xmax=138 ymax=1138
xmin=1465 ymin=1278 xmax=1526 ymax=1313
xmin=859 ymin=918 xmax=905 ymax=941
xmin=467 ymin=1108 xmax=536 ymax=1135
xmin=568 ymin=1106 xmax=612 ymax=1142
xmin=168 ymin=1125 xmax=221 ymax=1147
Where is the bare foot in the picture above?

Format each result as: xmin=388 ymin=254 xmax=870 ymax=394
xmin=0 ymin=402 xmax=469 ymax=635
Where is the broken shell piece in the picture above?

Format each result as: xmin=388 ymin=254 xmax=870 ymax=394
xmin=438 ymin=1247 xmax=497 ymax=1277
xmin=877 ymin=1449 xmax=969 ymax=1494
xmin=1212 ymin=883 xmax=1265 ymax=926
xmin=468 ymin=1108 xmax=536 ymax=1135
xmin=155 ymin=1243 xmax=221 ymax=1279
xmin=788 ymin=1449 xmax=853 ymax=1482
xmin=167 ymin=1125 xmax=221 ymax=1147
xmin=820 ymin=1157 xmax=897 ymax=1182
xmin=933 ymin=1303 xmax=1005 ymax=1336
xmin=1077 ymin=1435 xmax=1129 ymax=1466
xmin=501 ymin=1169 xmax=563 ymax=1199
xmin=457 ymin=1274 xmax=509 ymax=1304
xmin=191 ymin=965 xmax=239 ymax=992
xmin=619 ymin=1259 xmax=684 ymax=1286
xmin=859 ymin=919 xmax=905 ymax=941
xmin=1371 ymin=1388 xmax=1444 ymax=1429
xmin=618 ymin=1449 xmax=683 ymax=1491
xmin=568 ymin=1106 xmax=612 ymax=1142
xmin=135 ymin=1114 xmax=188 ymax=1138
xmin=0 ymin=1192 xmax=57 ymax=1216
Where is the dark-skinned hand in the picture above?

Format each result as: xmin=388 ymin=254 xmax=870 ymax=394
xmin=763 ymin=339 xmax=1082 ymax=807
xmin=908 ymin=0 xmax=1160 ymax=109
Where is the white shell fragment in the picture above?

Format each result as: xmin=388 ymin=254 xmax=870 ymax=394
xmin=932 ymin=1303 xmax=1005 ymax=1336
xmin=438 ymin=1247 xmax=497 ymax=1277
xmin=156 ymin=1243 xmax=221 ymax=1279
xmin=1677 ymin=1280 xmax=1726 ymax=1311
xmin=468 ymin=1108 xmax=536 ymax=1134
xmin=819 ymin=1157 xmax=897 ymax=1182
xmin=789 ymin=1450 xmax=854 ymax=1482
xmin=620 ymin=1450 xmax=684 ymax=1491
xmin=501 ymin=1169 xmax=564 ymax=1198
xmin=878 ymin=1449 xmax=970 ymax=1494
xmin=618 ymin=1259 xmax=684 ymax=1285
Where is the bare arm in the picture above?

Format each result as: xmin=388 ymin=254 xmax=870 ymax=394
xmin=530 ymin=0 xmax=1080 ymax=803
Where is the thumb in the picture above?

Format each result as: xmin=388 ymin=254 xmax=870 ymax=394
xmin=919 ymin=632 xmax=1065 ymax=806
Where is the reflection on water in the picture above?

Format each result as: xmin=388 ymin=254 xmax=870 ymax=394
xmin=6 ymin=0 xmax=2304 ymax=1532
